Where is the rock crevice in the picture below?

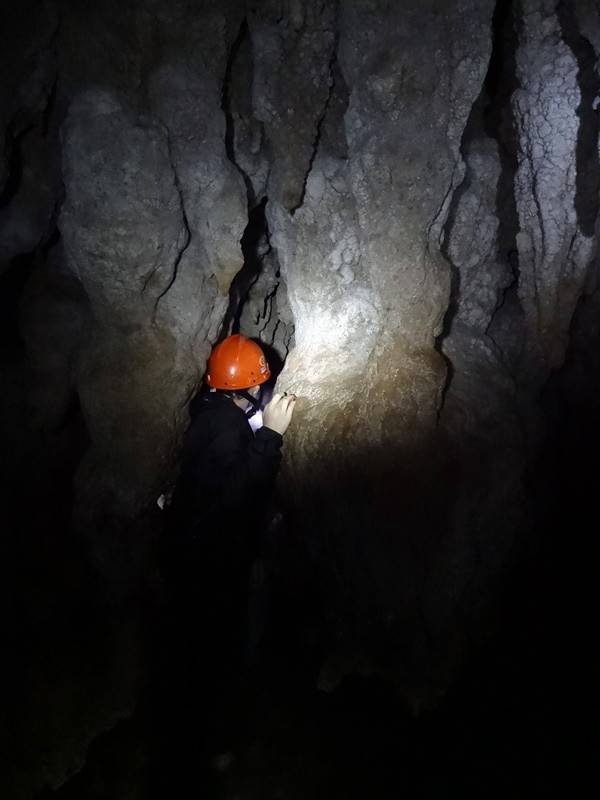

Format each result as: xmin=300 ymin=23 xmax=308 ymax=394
xmin=150 ymin=125 xmax=192 ymax=317
xmin=290 ymin=10 xmax=341 ymax=216
xmin=2 ymin=5 xmax=600 ymax=767
xmin=222 ymin=18 xmax=257 ymax=209
xmin=557 ymin=0 xmax=600 ymax=237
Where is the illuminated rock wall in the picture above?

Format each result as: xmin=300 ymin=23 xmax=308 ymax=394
xmin=261 ymin=0 xmax=496 ymax=700
xmin=251 ymin=0 xmax=600 ymax=700
xmin=58 ymin=1 xmax=248 ymax=528
xmin=2 ymin=0 xmax=600 ymax=709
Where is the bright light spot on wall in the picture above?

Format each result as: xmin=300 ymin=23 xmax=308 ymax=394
xmin=295 ymin=291 xmax=380 ymax=353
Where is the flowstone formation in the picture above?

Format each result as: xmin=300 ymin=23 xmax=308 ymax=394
xmin=3 ymin=0 xmax=600 ymax=790
xmin=59 ymin=1 xmax=249 ymax=532
xmin=270 ymin=0 xmax=498 ymax=697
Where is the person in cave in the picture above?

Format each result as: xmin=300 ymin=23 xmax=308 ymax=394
xmin=157 ymin=333 xmax=296 ymax=785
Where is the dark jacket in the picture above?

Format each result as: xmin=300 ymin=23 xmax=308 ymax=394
xmin=160 ymin=390 xmax=283 ymax=752
xmin=168 ymin=389 xmax=283 ymax=563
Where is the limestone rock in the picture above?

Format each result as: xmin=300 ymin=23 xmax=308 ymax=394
xmin=238 ymin=248 xmax=295 ymax=360
xmin=229 ymin=21 xmax=270 ymax=203
xmin=4 ymin=0 xmax=600 ymax=740
xmin=60 ymin=91 xmax=194 ymax=517
xmin=513 ymin=0 xmax=594 ymax=374
xmin=248 ymin=0 xmax=338 ymax=210
xmin=58 ymin=1 xmax=249 ymax=526
xmin=436 ymin=125 xmax=525 ymax=632
xmin=269 ymin=0 xmax=496 ymax=695
xmin=445 ymin=137 xmax=512 ymax=333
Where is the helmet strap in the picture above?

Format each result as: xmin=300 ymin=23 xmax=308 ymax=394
xmin=236 ymin=388 xmax=262 ymax=417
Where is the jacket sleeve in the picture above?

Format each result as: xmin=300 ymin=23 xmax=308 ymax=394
xmin=203 ymin=424 xmax=284 ymax=512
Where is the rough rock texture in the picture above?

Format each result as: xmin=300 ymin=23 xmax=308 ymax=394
xmin=59 ymin=1 xmax=248 ymax=529
xmin=513 ymin=0 xmax=594 ymax=378
xmin=60 ymin=91 xmax=190 ymax=521
xmin=3 ymin=0 xmax=600 ymax=790
xmin=267 ymin=0 xmax=497 ymax=698
xmin=248 ymin=1 xmax=338 ymax=211
xmin=238 ymin=245 xmax=296 ymax=359
xmin=435 ymin=119 xmax=529 ymax=663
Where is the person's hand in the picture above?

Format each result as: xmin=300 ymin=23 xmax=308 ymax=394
xmin=262 ymin=392 xmax=297 ymax=436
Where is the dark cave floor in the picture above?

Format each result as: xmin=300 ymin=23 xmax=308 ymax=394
xmin=27 ymin=508 xmax=599 ymax=800
xmin=4 ymin=409 xmax=599 ymax=799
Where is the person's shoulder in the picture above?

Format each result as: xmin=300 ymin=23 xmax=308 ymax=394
xmin=188 ymin=390 xmax=207 ymax=420
xmin=190 ymin=388 xmax=226 ymax=418
xmin=189 ymin=390 xmax=248 ymax=431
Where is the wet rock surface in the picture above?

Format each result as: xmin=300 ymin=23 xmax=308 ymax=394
xmin=1 ymin=0 xmax=600 ymax=797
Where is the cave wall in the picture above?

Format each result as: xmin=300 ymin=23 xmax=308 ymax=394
xmin=2 ymin=0 xmax=600 ymax=730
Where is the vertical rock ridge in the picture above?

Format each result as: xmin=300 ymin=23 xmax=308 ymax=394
xmin=483 ymin=0 xmax=523 ymax=359
xmin=435 ymin=102 xmax=487 ymax=417
xmin=513 ymin=0 xmax=594 ymax=374
xmin=151 ymin=126 xmax=192 ymax=316
xmin=290 ymin=8 xmax=340 ymax=216
xmin=222 ymin=18 xmax=256 ymax=209
xmin=557 ymin=0 xmax=600 ymax=237
xmin=4 ymin=11 xmax=600 ymax=779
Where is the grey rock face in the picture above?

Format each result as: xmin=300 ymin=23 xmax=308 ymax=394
xmin=61 ymin=92 xmax=184 ymax=324
xmin=445 ymin=137 xmax=512 ymax=333
xmin=438 ymin=127 xmax=525 ymax=631
xmin=229 ymin=22 xmax=271 ymax=204
xmin=248 ymin=0 xmax=338 ymax=210
xmin=4 ymin=0 xmax=600 ymax=744
xmin=513 ymin=0 xmax=594 ymax=374
xmin=57 ymin=1 xmax=249 ymax=521
xmin=266 ymin=0 xmax=496 ymax=698
xmin=238 ymin=247 xmax=295 ymax=359
xmin=60 ymin=91 xmax=191 ymax=517
xmin=147 ymin=61 xmax=246 ymax=347
xmin=146 ymin=0 xmax=247 ymax=301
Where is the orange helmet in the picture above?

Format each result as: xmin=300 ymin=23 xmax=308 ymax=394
xmin=206 ymin=334 xmax=271 ymax=390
